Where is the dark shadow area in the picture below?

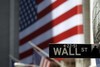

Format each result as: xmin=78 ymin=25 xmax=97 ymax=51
xmin=91 ymin=45 xmax=100 ymax=57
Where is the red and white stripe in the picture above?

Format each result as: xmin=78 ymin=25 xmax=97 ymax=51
xmin=40 ymin=57 xmax=50 ymax=67
xmin=19 ymin=0 xmax=84 ymax=64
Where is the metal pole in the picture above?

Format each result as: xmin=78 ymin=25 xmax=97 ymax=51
xmin=28 ymin=41 xmax=61 ymax=66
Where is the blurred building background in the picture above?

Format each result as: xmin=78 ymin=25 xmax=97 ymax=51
xmin=0 ymin=0 xmax=91 ymax=67
xmin=92 ymin=0 xmax=100 ymax=43
xmin=92 ymin=0 xmax=100 ymax=67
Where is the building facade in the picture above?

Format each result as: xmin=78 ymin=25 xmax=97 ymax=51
xmin=93 ymin=0 xmax=100 ymax=43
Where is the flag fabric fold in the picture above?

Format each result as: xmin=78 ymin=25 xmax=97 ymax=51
xmin=39 ymin=57 xmax=51 ymax=67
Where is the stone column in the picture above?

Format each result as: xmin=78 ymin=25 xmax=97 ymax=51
xmin=83 ymin=0 xmax=90 ymax=44
xmin=0 ymin=0 xmax=10 ymax=67
xmin=76 ymin=58 xmax=90 ymax=67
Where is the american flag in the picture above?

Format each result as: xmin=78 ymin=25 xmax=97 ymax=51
xmin=39 ymin=57 xmax=51 ymax=67
xmin=19 ymin=0 xmax=84 ymax=64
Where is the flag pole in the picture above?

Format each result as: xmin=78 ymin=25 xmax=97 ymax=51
xmin=29 ymin=41 xmax=49 ymax=56
xmin=9 ymin=55 xmax=38 ymax=67
xmin=9 ymin=55 xmax=20 ymax=62
xmin=28 ymin=41 xmax=61 ymax=66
